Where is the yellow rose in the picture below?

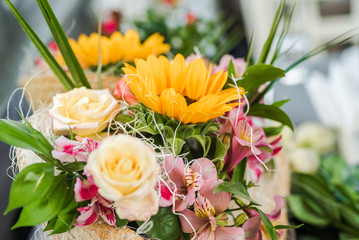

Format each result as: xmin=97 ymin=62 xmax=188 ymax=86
xmin=49 ymin=87 xmax=118 ymax=136
xmin=86 ymin=134 xmax=159 ymax=221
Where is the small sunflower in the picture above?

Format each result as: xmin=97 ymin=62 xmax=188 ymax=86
xmin=122 ymin=54 xmax=244 ymax=124
xmin=57 ymin=29 xmax=170 ymax=69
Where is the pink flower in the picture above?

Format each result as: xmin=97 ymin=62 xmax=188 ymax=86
xmin=186 ymin=12 xmax=197 ymax=25
xmin=243 ymin=195 xmax=284 ymax=240
xmin=73 ymin=176 xmax=116 ymax=227
xmin=51 ymin=136 xmax=98 ymax=162
xmin=179 ymin=180 xmax=244 ymax=239
xmin=213 ymin=55 xmax=246 ymax=78
xmin=113 ymin=78 xmax=138 ymax=105
xmin=223 ymin=119 xmax=272 ymax=175
xmin=161 ymin=157 xmax=217 ymax=211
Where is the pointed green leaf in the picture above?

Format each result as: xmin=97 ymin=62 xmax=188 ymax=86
xmin=4 ymin=0 xmax=75 ymax=90
xmin=0 ymin=119 xmax=54 ymax=159
xmin=263 ymin=125 xmax=284 ymax=137
xmin=251 ymin=207 xmax=278 ymax=240
xmin=274 ymin=224 xmax=304 ymax=230
xmin=137 ymin=207 xmax=181 ymax=240
xmin=166 ymin=138 xmax=185 ymax=156
xmin=5 ymin=163 xmax=54 ymax=214
xmin=215 ymin=181 xmax=258 ymax=205
xmin=272 ymin=99 xmax=290 ymax=108
xmin=35 ymin=0 xmax=90 ymax=88
xmin=239 ymin=64 xmax=285 ymax=92
xmin=247 ymin=104 xmax=294 ymax=130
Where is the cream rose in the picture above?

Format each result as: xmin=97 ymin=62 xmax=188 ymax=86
xmin=49 ymin=87 xmax=118 ymax=136
xmin=86 ymin=134 xmax=159 ymax=221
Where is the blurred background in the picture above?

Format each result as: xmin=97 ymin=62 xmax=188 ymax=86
xmin=0 ymin=0 xmax=358 ymax=239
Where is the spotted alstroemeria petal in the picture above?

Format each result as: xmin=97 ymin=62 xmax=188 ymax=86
xmin=74 ymin=177 xmax=99 ymax=202
xmin=194 ymin=196 xmax=216 ymax=220
xmin=74 ymin=205 xmax=98 ymax=226
xmin=96 ymin=201 xmax=116 ymax=227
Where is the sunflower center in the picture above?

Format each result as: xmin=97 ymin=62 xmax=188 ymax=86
xmin=184 ymin=96 xmax=196 ymax=105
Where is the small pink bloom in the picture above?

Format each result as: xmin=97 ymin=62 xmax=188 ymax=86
xmin=74 ymin=177 xmax=116 ymax=227
xmin=74 ymin=177 xmax=98 ymax=202
xmin=51 ymin=136 xmax=98 ymax=162
xmin=164 ymin=157 xmax=217 ymax=211
xmin=113 ymin=78 xmax=138 ymax=105
xmin=179 ymin=180 xmax=244 ymax=240
xmin=213 ymin=55 xmax=247 ymax=78
xmin=186 ymin=12 xmax=197 ymax=25
xmin=75 ymin=205 xmax=98 ymax=226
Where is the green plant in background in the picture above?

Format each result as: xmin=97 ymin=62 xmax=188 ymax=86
xmin=131 ymin=9 xmax=243 ymax=62
xmin=288 ymin=155 xmax=359 ymax=240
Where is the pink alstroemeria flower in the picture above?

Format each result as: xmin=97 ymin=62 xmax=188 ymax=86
xmin=212 ymin=54 xmax=247 ymax=78
xmin=113 ymin=78 xmax=138 ymax=105
xmin=51 ymin=136 xmax=98 ymax=162
xmin=73 ymin=176 xmax=116 ymax=227
xmin=161 ymin=157 xmax=217 ymax=211
xmin=243 ymin=195 xmax=284 ymax=240
xmin=223 ymin=119 xmax=273 ymax=175
xmin=180 ymin=180 xmax=244 ymax=240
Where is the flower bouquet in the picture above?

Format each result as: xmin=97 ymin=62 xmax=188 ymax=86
xmin=1 ymin=0 xmax=350 ymax=239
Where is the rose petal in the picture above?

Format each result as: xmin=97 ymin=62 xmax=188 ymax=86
xmin=115 ymin=190 xmax=158 ymax=221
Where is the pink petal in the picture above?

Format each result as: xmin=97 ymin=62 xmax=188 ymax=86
xmin=242 ymin=216 xmax=261 ymax=240
xmin=197 ymin=224 xmax=215 ymax=240
xmin=215 ymin=226 xmax=245 ymax=240
xmin=74 ymin=205 xmax=98 ymax=226
xmin=158 ymin=181 xmax=174 ymax=207
xmin=165 ymin=156 xmax=186 ymax=189
xmin=95 ymin=201 xmax=116 ymax=227
xmin=199 ymin=180 xmax=231 ymax=214
xmin=191 ymin=158 xmax=217 ymax=183
xmin=270 ymin=136 xmax=282 ymax=146
xmin=179 ymin=209 xmax=207 ymax=233
xmin=74 ymin=177 xmax=99 ymax=202
xmin=266 ymin=195 xmax=284 ymax=221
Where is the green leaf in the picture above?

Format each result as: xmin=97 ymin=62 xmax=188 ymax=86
xmin=4 ymin=0 xmax=75 ymax=90
xmin=162 ymin=126 xmax=175 ymax=138
xmin=272 ymin=99 xmax=290 ymax=108
xmin=274 ymin=224 xmax=304 ymax=229
xmin=207 ymin=137 xmax=227 ymax=161
xmin=115 ymin=114 xmax=135 ymax=124
xmin=50 ymin=197 xmax=78 ymax=234
xmin=248 ymin=104 xmax=294 ymax=130
xmin=138 ymin=207 xmax=181 ymax=240
xmin=115 ymin=214 xmax=129 ymax=228
xmin=287 ymin=195 xmax=329 ymax=226
xmin=215 ymin=181 xmax=258 ymax=204
xmin=232 ymin=158 xmax=247 ymax=183
xmin=257 ymin=0 xmax=285 ymax=64
xmin=35 ymin=0 xmax=91 ymax=88
xmin=252 ymin=207 xmax=278 ymax=240
xmin=12 ymin=198 xmax=58 ymax=228
xmin=166 ymin=138 xmax=185 ymax=156
xmin=0 ymin=119 xmax=54 ymax=160
xmin=63 ymin=162 xmax=86 ymax=172
xmin=264 ymin=125 xmax=284 ymax=137
xmin=189 ymin=135 xmax=212 ymax=157
xmin=12 ymin=173 xmax=74 ymax=229
xmin=176 ymin=125 xmax=194 ymax=139
xmin=239 ymin=64 xmax=285 ymax=92
xmin=5 ymin=163 xmax=54 ymax=214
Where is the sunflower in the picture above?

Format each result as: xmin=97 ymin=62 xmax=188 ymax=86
xmin=57 ymin=29 xmax=170 ymax=69
xmin=122 ymin=54 xmax=244 ymax=124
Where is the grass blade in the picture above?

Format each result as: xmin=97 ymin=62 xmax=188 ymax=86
xmin=36 ymin=0 xmax=91 ymax=88
xmin=257 ymin=0 xmax=285 ymax=64
xmin=4 ymin=0 xmax=75 ymax=91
